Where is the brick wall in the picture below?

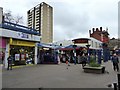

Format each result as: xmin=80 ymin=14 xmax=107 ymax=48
xmin=89 ymin=27 xmax=109 ymax=43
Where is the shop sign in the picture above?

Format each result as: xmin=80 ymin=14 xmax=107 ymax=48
xmin=17 ymin=32 xmax=30 ymax=39
xmin=11 ymin=40 xmax=35 ymax=47
xmin=15 ymin=54 xmax=20 ymax=61
xmin=74 ymin=39 xmax=88 ymax=43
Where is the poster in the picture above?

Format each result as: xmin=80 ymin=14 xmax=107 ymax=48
xmin=15 ymin=54 xmax=20 ymax=61
xmin=21 ymin=54 xmax=25 ymax=60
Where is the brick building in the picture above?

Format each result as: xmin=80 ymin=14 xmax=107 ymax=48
xmin=89 ymin=27 xmax=109 ymax=43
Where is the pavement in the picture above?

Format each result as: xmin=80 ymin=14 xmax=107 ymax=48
xmin=2 ymin=58 xmax=120 ymax=88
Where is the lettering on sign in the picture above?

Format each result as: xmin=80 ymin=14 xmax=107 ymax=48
xmin=74 ymin=39 xmax=88 ymax=43
xmin=17 ymin=32 xmax=29 ymax=39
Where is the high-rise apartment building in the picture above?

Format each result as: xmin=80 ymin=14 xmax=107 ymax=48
xmin=27 ymin=2 xmax=53 ymax=43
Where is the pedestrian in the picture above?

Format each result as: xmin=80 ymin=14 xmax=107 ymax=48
xmin=7 ymin=55 xmax=13 ymax=70
xmin=77 ymin=54 xmax=80 ymax=64
xmin=66 ymin=58 xmax=69 ymax=69
xmin=2 ymin=51 xmax=5 ymax=64
xmin=72 ymin=56 xmax=76 ymax=65
xmin=65 ymin=54 xmax=70 ymax=69
xmin=67 ymin=54 xmax=70 ymax=66
xmin=57 ymin=54 xmax=61 ymax=64
xmin=81 ymin=54 xmax=87 ymax=68
xmin=111 ymin=53 xmax=119 ymax=72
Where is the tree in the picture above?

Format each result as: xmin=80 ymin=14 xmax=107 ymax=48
xmin=4 ymin=10 xmax=13 ymax=22
xmin=4 ymin=10 xmax=23 ymax=24
xmin=13 ymin=15 xmax=23 ymax=24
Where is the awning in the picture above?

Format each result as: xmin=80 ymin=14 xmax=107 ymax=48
xmin=37 ymin=43 xmax=62 ymax=49
xmin=59 ymin=45 xmax=85 ymax=50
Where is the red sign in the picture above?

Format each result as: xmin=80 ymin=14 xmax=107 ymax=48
xmin=74 ymin=39 xmax=88 ymax=43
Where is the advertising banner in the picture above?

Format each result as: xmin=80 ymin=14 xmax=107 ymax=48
xmin=15 ymin=54 xmax=20 ymax=61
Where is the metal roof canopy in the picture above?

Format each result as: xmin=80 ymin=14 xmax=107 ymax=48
xmin=59 ymin=45 xmax=85 ymax=50
xmin=37 ymin=43 xmax=62 ymax=49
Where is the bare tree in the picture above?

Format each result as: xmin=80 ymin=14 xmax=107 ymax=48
xmin=4 ymin=10 xmax=23 ymax=24
xmin=4 ymin=10 xmax=13 ymax=22
xmin=13 ymin=15 xmax=23 ymax=24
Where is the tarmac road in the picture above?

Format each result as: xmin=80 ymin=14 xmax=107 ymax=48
xmin=2 ymin=60 xmax=119 ymax=88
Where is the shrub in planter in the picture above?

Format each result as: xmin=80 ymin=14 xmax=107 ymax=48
xmin=89 ymin=55 xmax=101 ymax=67
xmin=89 ymin=62 xmax=101 ymax=67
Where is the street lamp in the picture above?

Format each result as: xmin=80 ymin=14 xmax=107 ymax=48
xmin=73 ymin=44 xmax=77 ymax=65
xmin=86 ymin=44 xmax=90 ymax=63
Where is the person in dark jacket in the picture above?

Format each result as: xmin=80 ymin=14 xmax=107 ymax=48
xmin=7 ymin=55 xmax=13 ymax=70
xmin=81 ymin=54 xmax=87 ymax=68
xmin=111 ymin=53 xmax=119 ymax=72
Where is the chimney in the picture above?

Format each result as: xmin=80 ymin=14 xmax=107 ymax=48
xmin=96 ymin=28 xmax=99 ymax=31
xmin=100 ymin=27 xmax=102 ymax=31
xmin=89 ymin=30 xmax=91 ymax=34
xmin=92 ymin=28 xmax=95 ymax=33
xmin=106 ymin=27 xmax=108 ymax=32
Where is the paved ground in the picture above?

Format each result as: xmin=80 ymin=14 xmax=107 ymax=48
xmin=2 ymin=59 xmax=120 ymax=88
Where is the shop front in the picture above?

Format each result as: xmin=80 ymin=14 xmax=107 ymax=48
xmin=9 ymin=39 xmax=36 ymax=66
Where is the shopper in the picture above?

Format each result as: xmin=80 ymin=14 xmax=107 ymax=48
xmin=67 ymin=54 xmax=70 ymax=66
xmin=77 ymin=54 xmax=81 ymax=64
xmin=65 ymin=57 xmax=69 ymax=69
xmin=111 ymin=53 xmax=119 ymax=72
xmin=65 ymin=54 xmax=70 ymax=69
xmin=81 ymin=54 xmax=87 ymax=68
xmin=7 ymin=55 xmax=13 ymax=70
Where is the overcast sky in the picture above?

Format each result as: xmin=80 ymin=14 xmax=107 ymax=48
xmin=0 ymin=0 xmax=119 ymax=42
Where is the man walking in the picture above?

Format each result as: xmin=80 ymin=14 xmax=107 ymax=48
xmin=111 ymin=53 xmax=119 ymax=72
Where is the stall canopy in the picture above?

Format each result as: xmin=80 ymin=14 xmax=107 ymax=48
xmin=37 ymin=43 xmax=62 ymax=49
xmin=59 ymin=45 xmax=85 ymax=50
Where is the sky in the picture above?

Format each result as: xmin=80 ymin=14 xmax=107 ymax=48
xmin=0 ymin=0 xmax=119 ymax=42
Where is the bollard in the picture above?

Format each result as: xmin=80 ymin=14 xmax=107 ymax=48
xmin=113 ymin=83 xmax=117 ymax=90
xmin=118 ymin=74 xmax=120 ymax=90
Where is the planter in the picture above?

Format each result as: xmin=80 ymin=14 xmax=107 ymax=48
xmin=83 ymin=65 xmax=105 ymax=74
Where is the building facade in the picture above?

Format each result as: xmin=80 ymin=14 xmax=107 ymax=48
xmin=54 ymin=38 xmax=102 ymax=49
xmin=27 ymin=2 xmax=53 ymax=44
xmin=89 ymin=27 xmax=109 ymax=43
xmin=0 ymin=7 xmax=40 ymax=68
xmin=72 ymin=38 xmax=102 ymax=49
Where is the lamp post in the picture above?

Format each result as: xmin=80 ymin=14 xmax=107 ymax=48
xmin=97 ymin=49 xmax=102 ymax=64
xmin=86 ymin=44 xmax=90 ymax=63
xmin=72 ymin=40 xmax=77 ymax=65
